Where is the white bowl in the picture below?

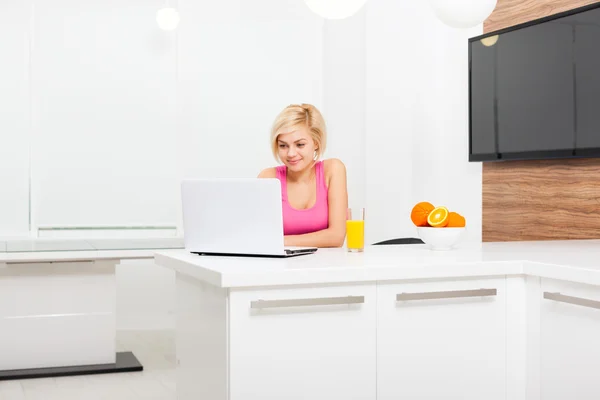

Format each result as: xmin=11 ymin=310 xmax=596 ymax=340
xmin=416 ymin=227 xmax=466 ymax=251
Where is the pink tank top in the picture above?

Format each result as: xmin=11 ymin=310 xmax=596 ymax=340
xmin=275 ymin=161 xmax=329 ymax=235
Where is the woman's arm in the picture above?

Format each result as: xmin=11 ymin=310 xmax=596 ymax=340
xmin=257 ymin=168 xmax=277 ymax=179
xmin=284 ymin=159 xmax=348 ymax=248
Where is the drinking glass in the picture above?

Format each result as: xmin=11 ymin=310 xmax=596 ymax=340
xmin=346 ymin=208 xmax=365 ymax=252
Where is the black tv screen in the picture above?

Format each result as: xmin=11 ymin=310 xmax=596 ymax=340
xmin=469 ymin=3 xmax=600 ymax=162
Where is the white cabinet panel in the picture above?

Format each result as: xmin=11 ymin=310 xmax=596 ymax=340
xmin=540 ymin=278 xmax=600 ymax=400
xmin=0 ymin=260 xmax=117 ymax=370
xmin=229 ymin=284 xmax=377 ymax=400
xmin=377 ymin=278 xmax=506 ymax=400
xmin=0 ymin=313 xmax=115 ymax=370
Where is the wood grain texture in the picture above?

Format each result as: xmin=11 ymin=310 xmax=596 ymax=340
xmin=484 ymin=0 xmax=599 ymax=32
xmin=483 ymin=159 xmax=600 ymax=242
xmin=482 ymin=0 xmax=600 ymax=242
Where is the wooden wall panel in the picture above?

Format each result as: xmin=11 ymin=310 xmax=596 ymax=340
xmin=481 ymin=0 xmax=600 ymax=242
xmin=483 ymin=159 xmax=600 ymax=242
xmin=484 ymin=0 xmax=599 ymax=32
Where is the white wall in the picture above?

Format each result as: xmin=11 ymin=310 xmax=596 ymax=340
xmin=411 ymin=9 xmax=483 ymax=244
xmin=323 ymin=10 xmax=366 ymax=211
xmin=364 ymin=0 xmax=416 ymax=245
xmin=0 ymin=0 xmax=482 ymax=242
xmin=0 ymin=0 xmax=31 ymax=238
xmin=175 ymin=0 xmax=326 ymax=229
xmin=0 ymin=0 xmax=483 ymax=330
xmin=365 ymin=0 xmax=483 ymax=245
xmin=30 ymin=0 xmax=180 ymax=231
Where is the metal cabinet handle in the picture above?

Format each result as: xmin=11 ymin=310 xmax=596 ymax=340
xmin=396 ymin=288 xmax=497 ymax=301
xmin=251 ymin=295 xmax=364 ymax=309
xmin=544 ymin=292 xmax=600 ymax=310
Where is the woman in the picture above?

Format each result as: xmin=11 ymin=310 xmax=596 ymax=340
xmin=258 ymin=103 xmax=348 ymax=248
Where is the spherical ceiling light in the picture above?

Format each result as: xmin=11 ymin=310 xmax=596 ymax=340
xmin=303 ymin=0 xmax=368 ymax=19
xmin=429 ymin=0 xmax=497 ymax=29
xmin=156 ymin=7 xmax=180 ymax=31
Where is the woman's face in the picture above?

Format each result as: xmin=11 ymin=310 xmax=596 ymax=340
xmin=276 ymin=125 xmax=317 ymax=173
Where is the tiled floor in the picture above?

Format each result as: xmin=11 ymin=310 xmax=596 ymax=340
xmin=0 ymin=330 xmax=176 ymax=400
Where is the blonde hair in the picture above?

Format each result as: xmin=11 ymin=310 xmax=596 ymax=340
xmin=270 ymin=103 xmax=327 ymax=163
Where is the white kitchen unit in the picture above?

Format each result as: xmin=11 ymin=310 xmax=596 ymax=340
xmin=0 ymin=237 xmax=183 ymax=380
xmin=538 ymin=278 xmax=600 ymax=400
xmin=175 ymin=274 xmax=377 ymax=400
xmin=155 ymin=239 xmax=600 ymax=400
xmin=229 ymin=284 xmax=377 ymax=400
xmin=377 ymin=278 xmax=506 ymax=400
xmin=0 ymin=259 xmax=117 ymax=372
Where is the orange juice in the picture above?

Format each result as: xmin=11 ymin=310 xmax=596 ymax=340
xmin=346 ymin=220 xmax=365 ymax=251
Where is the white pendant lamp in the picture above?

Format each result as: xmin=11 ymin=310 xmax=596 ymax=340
xmin=429 ymin=0 xmax=497 ymax=29
xmin=304 ymin=0 xmax=368 ymax=19
xmin=156 ymin=6 xmax=180 ymax=31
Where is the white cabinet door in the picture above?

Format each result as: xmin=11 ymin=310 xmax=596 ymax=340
xmin=377 ymin=278 xmax=506 ymax=400
xmin=229 ymin=283 xmax=376 ymax=400
xmin=540 ymin=278 xmax=600 ymax=400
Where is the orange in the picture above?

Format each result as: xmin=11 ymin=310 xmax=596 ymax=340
xmin=447 ymin=212 xmax=466 ymax=227
xmin=410 ymin=201 xmax=435 ymax=227
xmin=427 ymin=206 xmax=449 ymax=227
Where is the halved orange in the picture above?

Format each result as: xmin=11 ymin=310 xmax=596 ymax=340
xmin=427 ymin=206 xmax=449 ymax=227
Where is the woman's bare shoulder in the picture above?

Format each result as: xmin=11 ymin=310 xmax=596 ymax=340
xmin=323 ymin=158 xmax=346 ymax=177
xmin=257 ymin=167 xmax=277 ymax=178
xmin=322 ymin=158 xmax=346 ymax=189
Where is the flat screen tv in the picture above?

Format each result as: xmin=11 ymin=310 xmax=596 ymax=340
xmin=469 ymin=2 xmax=600 ymax=162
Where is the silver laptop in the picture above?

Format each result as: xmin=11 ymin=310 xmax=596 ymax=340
xmin=181 ymin=178 xmax=318 ymax=258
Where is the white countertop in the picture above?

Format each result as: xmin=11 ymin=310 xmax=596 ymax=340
xmin=0 ymin=238 xmax=184 ymax=263
xmin=154 ymin=239 xmax=600 ymax=288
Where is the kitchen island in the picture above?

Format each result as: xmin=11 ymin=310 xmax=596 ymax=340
xmin=155 ymin=239 xmax=600 ymax=400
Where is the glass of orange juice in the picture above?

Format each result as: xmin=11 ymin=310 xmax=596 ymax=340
xmin=346 ymin=208 xmax=365 ymax=252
